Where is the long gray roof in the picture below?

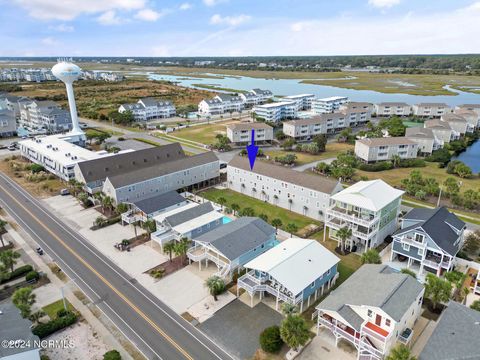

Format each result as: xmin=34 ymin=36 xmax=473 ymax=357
xmin=419 ymin=302 xmax=480 ymax=360
xmin=317 ymin=265 xmax=423 ymax=330
xmin=132 ymin=191 xmax=185 ymax=215
xmin=106 ymin=151 xmax=218 ymax=188
xmin=165 ymin=202 xmax=214 ymax=227
xmin=228 ymin=155 xmax=340 ymax=195
xmin=77 ymin=143 xmax=185 ymax=183
xmin=395 ymin=207 xmax=465 ymax=256
xmin=0 ymin=300 xmax=40 ymax=357
xmin=405 ymin=127 xmax=434 ymax=139
xmin=194 ymin=217 xmax=275 ymax=260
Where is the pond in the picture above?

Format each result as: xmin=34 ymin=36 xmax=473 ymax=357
xmin=452 ymin=139 xmax=480 ymax=174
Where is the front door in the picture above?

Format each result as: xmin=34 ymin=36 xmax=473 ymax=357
xmin=375 ymin=314 xmax=381 ymax=326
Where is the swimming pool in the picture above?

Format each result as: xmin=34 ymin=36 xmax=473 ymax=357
xmin=222 ymin=216 xmax=233 ymax=224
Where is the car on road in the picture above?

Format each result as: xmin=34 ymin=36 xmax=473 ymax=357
xmin=36 ymin=247 xmax=44 ymax=255
xmin=220 ymin=162 xmax=227 ymax=169
xmin=79 ymin=122 xmax=88 ymax=129
xmin=60 ymin=188 xmax=70 ymax=196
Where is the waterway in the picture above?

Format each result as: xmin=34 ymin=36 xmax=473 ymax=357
xmin=147 ymin=73 xmax=480 ymax=107
xmin=452 ymin=140 xmax=480 ymax=174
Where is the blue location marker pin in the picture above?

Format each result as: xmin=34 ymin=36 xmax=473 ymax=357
xmin=246 ymin=129 xmax=259 ymax=170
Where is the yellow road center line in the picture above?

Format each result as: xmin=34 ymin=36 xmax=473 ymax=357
xmin=0 ymin=183 xmax=193 ymax=360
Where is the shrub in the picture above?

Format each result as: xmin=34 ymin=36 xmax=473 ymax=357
xmin=398 ymin=158 xmax=426 ymax=168
xmin=357 ymin=161 xmax=393 ymax=172
xmin=103 ymin=350 xmax=122 ymax=360
xmin=32 ymin=311 xmax=77 ymax=338
xmin=0 ymin=264 xmax=33 ymax=284
xmin=29 ymin=164 xmax=45 ymax=174
xmin=25 ymin=270 xmax=40 ymax=282
xmin=259 ymin=325 xmax=283 ymax=353
xmin=57 ymin=308 xmax=69 ymax=318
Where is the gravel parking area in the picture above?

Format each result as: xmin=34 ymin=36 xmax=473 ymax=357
xmin=199 ymin=300 xmax=283 ymax=360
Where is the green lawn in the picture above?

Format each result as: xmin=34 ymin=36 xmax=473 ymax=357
xmin=199 ymin=188 xmax=321 ymax=233
xmin=264 ymin=143 xmax=354 ymax=166
xmin=170 ymin=120 xmax=239 ymax=145
xmin=402 ymin=121 xmax=423 ymax=128
xmin=42 ymin=299 xmax=75 ymax=319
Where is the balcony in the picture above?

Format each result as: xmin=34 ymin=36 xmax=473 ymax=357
xmin=327 ymin=207 xmax=378 ymax=227
xmin=361 ymin=322 xmax=390 ymax=343
xmin=238 ymin=271 xmax=302 ymax=304
xmin=399 ymin=236 xmax=426 ymax=248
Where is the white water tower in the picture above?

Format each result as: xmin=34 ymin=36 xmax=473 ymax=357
xmin=52 ymin=59 xmax=85 ymax=139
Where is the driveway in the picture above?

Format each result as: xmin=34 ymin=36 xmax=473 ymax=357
xmin=199 ymin=300 xmax=283 ymax=360
xmin=299 ymin=327 xmax=356 ymax=360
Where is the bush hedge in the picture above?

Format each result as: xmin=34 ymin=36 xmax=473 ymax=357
xmin=32 ymin=311 xmax=78 ymax=339
xmin=25 ymin=270 xmax=40 ymax=282
xmin=259 ymin=325 xmax=283 ymax=353
xmin=357 ymin=161 xmax=393 ymax=172
xmin=0 ymin=265 xmax=33 ymax=284
xmin=103 ymin=350 xmax=122 ymax=360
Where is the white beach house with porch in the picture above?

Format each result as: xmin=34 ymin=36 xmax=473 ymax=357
xmin=237 ymin=238 xmax=340 ymax=313
xmin=390 ymin=207 xmax=466 ymax=277
xmin=151 ymin=202 xmax=224 ymax=248
xmin=325 ymin=180 xmax=404 ymax=252
xmin=315 ymin=264 xmax=424 ymax=360
xmin=187 ymin=217 xmax=277 ymax=279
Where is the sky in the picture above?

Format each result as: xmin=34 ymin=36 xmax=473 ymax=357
xmin=1 ymin=0 xmax=480 ymax=57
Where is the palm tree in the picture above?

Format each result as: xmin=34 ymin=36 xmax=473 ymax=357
xmin=259 ymin=213 xmax=268 ymax=222
xmin=281 ymin=303 xmax=298 ymax=317
xmin=231 ymin=203 xmax=240 ymax=216
xmin=217 ymin=197 xmax=227 ymax=210
xmin=280 ymin=315 xmax=310 ymax=351
xmin=425 ymin=273 xmax=452 ymax=311
xmin=286 ymin=223 xmax=298 ymax=237
xmin=288 ymin=198 xmax=293 ymax=210
xmin=271 ymin=218 xmax=282 ymax=232
xmin=335 ymin=226 xmax=352 ymax=254
xmin=462 ymin=287 xmax=470 ymax=305
xmin=12 ymin=287 xmax=36 ymax=318
xmin=29 ymin=310 xmax=46 ymax=324
xmin=0 ymin=250 xmax=21 ymax=272
xmin=385 ymin=344 xmax=417 ymax=360
xmin=101 ymin=195 xmax=114 ymax=215
xmin=361 ymin=249 xmax=382 ymax=264
xmin=0 ymin=219 xmax=8 ymax=248
xmin=116 ymin=202 xmax=129 ymax=215
xmin=205 ymin=275 xmax=225 ymax=301
xmin=400 ymin=268 xmax=417 ymax=279
xmin=391 ymin=155 xmax=401 ymax=168
xmin=174 ymin=237 xmax=191 ymax=267
xmin=143 ymin=219 xmax=156 ymax=240
xmin=164 ymin=242 xmax=175 ymax=262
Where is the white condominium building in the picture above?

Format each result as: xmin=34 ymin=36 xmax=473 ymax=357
xmin=198 ymin=94 xmax=244 ymax=115
xmin=253 ymin=101 xmax=297 ymax=123
xmin=312 ymin=96 xmax=349 ymax=114
xmin=119 ymin=97 xmax=176 ymax=121
xmin=339 ymin=102 xmax=373 ymax=126
xmin=226 ymin=122 xmax=273 ymax=144
xmin=355 ymin=137 xmax=419 ymax=163
xmin=405 ymin=127 xmax=440 ymax=155
xmin=375 ymin=102 xmax=412 ymax=117
xmin=424 ymin=119 xmax=458 ymax=144
xmin=281 ymin=94 xmax=315 ymax=110
xmin=412 ymin=103 xmax=449 ymax=117
xmin=325 ymin=179 xmax=404 ymax=251
xmin=453 ymin=108 xmax=479 ymax=130
xmin=440 ymin=113 xmax=469 ymax=135
xmin=19 ymin=100 xmax=72 ymax=133
xmin=227 ymin=155 xmax=343 ymax=220
xmin=239 ymin=89 xmax=273 ymax=106
xmin=283 ymin=117 xmax=327 ymax=140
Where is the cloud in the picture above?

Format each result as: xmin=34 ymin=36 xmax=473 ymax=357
xmin=210 ymin=14 xmax=250 ymax=26
xmin=97 ymin=10 xmax=122 ymax=25
xmin=368 ymin=0 xmax=401 ymax=9
xmin=41 ymin=37 xmax=58 ymax=45
xmin=12 ymin=0 xmax=146 ymax=20
xmin=48 ymin=24 xmax=74 ymax=32
xmin=134 ymin=8 xmax=163 ymax=21
xmin=179 ymin=3 xmax=192 ymax=10
xmin=203 ymin=0 xmax=227 ymax=7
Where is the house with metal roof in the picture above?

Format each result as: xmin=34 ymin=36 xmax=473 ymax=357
xmin=238 ymin=237 xmax=340 ymax=313
xmin=227 ymin=155 xmax=343 ymax=221
xmin=0 ymin=300 xmax=41 ymax=360
xmin=419 ymin=301 xmax=480 ymax=360
xmin=325 ymin=180 xmax=404 ymax=252
xmin=390 ymin=207 xmax=466 ymax=277
xmin=101 ymin=151 xmax=220 ymax=204
xmin=120 ymin=191 xmax=189 ymax=225
xmin=187 ymin=217 xmax=277 ymax=278
xmin=151 ymin=202 xmax=224 ymax=247
xmin=315 ymin=264 xmax=424 ymax=360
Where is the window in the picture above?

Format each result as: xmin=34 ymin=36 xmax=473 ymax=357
xmin=414 ymin=233 xmax=424 ymax=243
xmin=385 ymin=319 xmax=391 ymax=327
xmin=310 ymin=281 xmax=315 ymax=288
xmin=418 ymin=248 xmax=424 ymax=256
xmin=403 ymin=243 xmax=410 ymax=251
xmin=367 ymin=310 xmax=372 ymax=317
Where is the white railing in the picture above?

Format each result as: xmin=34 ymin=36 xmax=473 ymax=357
xmin=327 ymin=208 xmax=378 ymax=228
xmin=361 ymin=323 xmax=390 ymax=343
xmin=400 ymin=236 xmax=427 ymax=248
xmin=237 ymin=272 xmax=301 ymax=304
xmin=121 ymin=211 xmax=145 ymax=224
xmin=423 ymin=259 xmax=440 ymax=269
xmin=151 ymin=230 xmax=176 ymax=245
xmin=187 ymin=246 xmax=228 ymax=268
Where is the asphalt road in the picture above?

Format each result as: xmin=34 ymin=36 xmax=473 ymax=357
xmin=0 ymin=172 xmax=233 ymax=360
